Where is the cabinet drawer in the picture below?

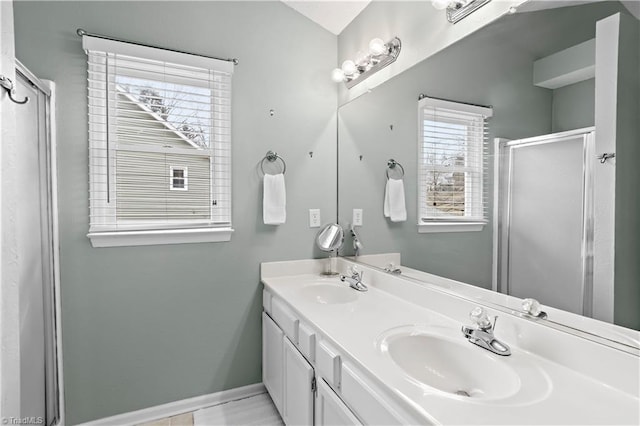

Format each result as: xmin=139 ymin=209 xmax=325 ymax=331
xmin=297 ymin=323 xmax=316 ymax=362
xmin=271 ymin=297 xmax=299 ymax=343
xmin=262 ymin=289 xmax=272 ymax=315
xmin=341 ymin=363 xmax=404 ymax=426
xmin=316 ymin=340 xmax=341 ymax=389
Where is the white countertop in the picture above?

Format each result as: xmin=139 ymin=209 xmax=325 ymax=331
xmin=348 ymin=253 xmax=640 ymax=351
xmin=261 ymin=259 xmax=640 ymax=425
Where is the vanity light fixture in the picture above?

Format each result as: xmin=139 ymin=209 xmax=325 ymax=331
xmin=331 ymin=37 xmax=402 ymax=89
xmin=431 ymin=0 xmax=492 ymax=24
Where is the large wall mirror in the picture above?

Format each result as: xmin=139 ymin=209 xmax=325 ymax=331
xmin=337 ymin=1 xmax=639 ymax=348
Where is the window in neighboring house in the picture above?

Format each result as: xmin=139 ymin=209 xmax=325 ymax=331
xmin=170 ymin=167 xmax=188 ymax=191
xmin=82 ymin=35 xmax=235 ymax=246
xmin=418 ymin=96 xmax=492 ymax=233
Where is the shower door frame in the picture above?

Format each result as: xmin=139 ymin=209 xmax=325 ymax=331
xmin=14 ymin=60 xmax=64 ymax=426
xmin=492 ymin=127 xmax=596 ymax=317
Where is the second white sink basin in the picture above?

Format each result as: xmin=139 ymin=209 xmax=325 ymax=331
xmin=299 ymin=284 xmax=358 ymax=304
xmin=381 ymin=331 xmax=521 ymax=400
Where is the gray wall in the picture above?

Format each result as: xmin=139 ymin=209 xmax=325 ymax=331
xmin=614 ymin=13 xmax=640 ymax=330
xmin=552 ymin=79 xmax=595 ymax=132
xmin=337 ymin=2 xmax=631 ymax=289
xmin=13 ymin=2 xmax=337 ymax=424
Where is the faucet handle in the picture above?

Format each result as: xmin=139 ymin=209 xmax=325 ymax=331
xmin=469 ymin=307 xmax=492 ymax=330
xmin=522 ymin=298 xmax=548 ymax=319
xmin=348 ymin=265 xmax=362 ymax=279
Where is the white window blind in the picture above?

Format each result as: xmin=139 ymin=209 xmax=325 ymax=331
xmin=83 ymin=36 xmax=233 ymax=244
xmin=418 ymin=97 xmax=492 ymax=226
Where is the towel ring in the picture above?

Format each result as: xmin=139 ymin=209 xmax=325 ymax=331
xmin=261 ymin=150 xmax=287 ymax=175
xmin=386 ymin=159 xmax=404 ymax=179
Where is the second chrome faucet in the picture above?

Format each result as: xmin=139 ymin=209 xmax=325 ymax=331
xmin=461 ymin=307 xmax=511 ymax=356
xmin=340 ymin=267 xmax=368 ymax=292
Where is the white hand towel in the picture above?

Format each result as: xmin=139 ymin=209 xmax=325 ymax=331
xmin=383 ymin=179 xmax=391 ymax=218
xmin=263 ymin=173 xmax=286 ymax=225
xmin=386 ymin=178 xmax=407 ymax=222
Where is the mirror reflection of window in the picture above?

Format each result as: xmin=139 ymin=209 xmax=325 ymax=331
xmin=418 ymin=97 xmax=492 ymax=224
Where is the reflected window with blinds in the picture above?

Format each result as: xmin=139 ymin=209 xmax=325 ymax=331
xmin=83 ymin=36 xmax=234 ymax=247
xmin=418 ymin=97 xmax=492 ymax=232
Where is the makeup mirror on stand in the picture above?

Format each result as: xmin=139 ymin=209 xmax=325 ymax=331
xmin=316 ymin=223 xmax=345 ymax=275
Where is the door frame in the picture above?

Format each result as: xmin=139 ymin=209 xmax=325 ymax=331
xmin=0 ymin=1 xmax=21 ymax=422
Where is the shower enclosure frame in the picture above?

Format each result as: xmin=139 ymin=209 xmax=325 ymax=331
xmin=14 ymin=59 xmax=64 ymax=426
xmin=492 ymin=127 xmax=597 ymax=318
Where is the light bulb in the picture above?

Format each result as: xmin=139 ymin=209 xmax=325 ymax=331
xmin=341 ymin=60 xmax=357 ymax=76
xmin=331 ymin=68 xmax=345 ymax=83
xmin=354 ymin=50 xmax=370 ymax=67
xmin=368 ymin=38 xmax=387 ymax=56
xmin=431 ymin=0 xmax=450 ymax=10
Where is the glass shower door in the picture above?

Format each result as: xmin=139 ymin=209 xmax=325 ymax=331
xmin=497 ymin=130 xmax=594 ymax=316
xmin=14 ymin=66 xmax=59 ymax=426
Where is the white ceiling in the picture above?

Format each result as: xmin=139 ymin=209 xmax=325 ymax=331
xmin=282 ymin=0 xmax=640 ymax=36
xmin=515 ymin=0 xmax=639 ymax=19
xmin=281 ymin=0 xmax=371 ymax=35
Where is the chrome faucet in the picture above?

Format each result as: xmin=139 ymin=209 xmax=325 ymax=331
xmin=521 ymin=298 xmax=548 ymax=319
xmin=461 ymin=307 xmax=511 ymax=356
xmin=383 ymin=263 xmax=402 ymax=275
xmin=340 ymin=267 xmax=368 ymax=292
xmin=350 ymin=225 xmax=363 ymax=256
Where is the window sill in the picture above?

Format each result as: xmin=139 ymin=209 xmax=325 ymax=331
xmin=418 ymin=222 xmax=486 ymax=233
xmin=87 ymin=227 xmax=234 ymax=248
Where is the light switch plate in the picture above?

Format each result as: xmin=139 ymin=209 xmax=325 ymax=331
xmin=309 ymin=209 xmax=321 ymax=228
xmin=353 ymin=209 xmax=363 ymax=226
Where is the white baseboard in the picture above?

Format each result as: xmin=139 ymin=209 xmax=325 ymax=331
xmin=76 ymin=383 xmax=266 ymax=426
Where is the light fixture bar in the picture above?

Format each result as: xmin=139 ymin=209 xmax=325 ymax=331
xmin=332 ymin=37 xmax=402 ymax=89
xmin=345 ymin=37 xmax=401 ymax=89
xmin=446 ymin=0 xmax=491 ymax=24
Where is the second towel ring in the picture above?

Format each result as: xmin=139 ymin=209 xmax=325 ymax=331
xmin=261 ymin=150 xmax=287 ymax=175
xmin=386 ymin=159 xmax=404 ymax=179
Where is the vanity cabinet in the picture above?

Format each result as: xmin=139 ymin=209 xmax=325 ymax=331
xmin=263 ymin=310 xmax=318 ymax=424
xmin=283 ymin=337 xmax=314 ymax=425
xmin=262 ymin=313 xmax=284 ymax=414
xmin=263 ymin=290 xmax=402 ymax=426
xmin=316 ymin=379 xmax=362 ymax=426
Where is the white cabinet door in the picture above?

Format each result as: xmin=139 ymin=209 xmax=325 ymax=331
xmin=316 ymin=379 xmax=362 ymax=426
xmin=283 ymin=337 xmax=314 ymax=426
xmin=263 ymin=313 xmax=284 ymax=416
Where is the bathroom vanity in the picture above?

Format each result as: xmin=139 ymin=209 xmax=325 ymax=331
xmin=261 ymin=258 xmax=639 ymax=425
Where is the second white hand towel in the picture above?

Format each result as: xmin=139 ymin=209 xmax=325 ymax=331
xmin=384 ymin=179 xmax=391 ymax=218
xmin=263 ymin=173 xmax=286 ymax=225
xmin=386 ymin=178 xmax=407 ymax=222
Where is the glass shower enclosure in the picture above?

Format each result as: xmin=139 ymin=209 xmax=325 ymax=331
xmin=494 ymin=128 xmax=596 ymax=317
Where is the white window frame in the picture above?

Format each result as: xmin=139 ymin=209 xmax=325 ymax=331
xmin=417 ymin=97 xmax=492 ymax=233
xmin=83 ymin=35 xmax=234 ymax=247
xmin=169 ymin=166 xmax=188 ymax=191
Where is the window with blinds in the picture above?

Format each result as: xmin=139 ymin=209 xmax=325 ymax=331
xmin=418 ymin=97 xmax=492 ymax=227
xmin=83 ymin=36 xmax=234 ymax=246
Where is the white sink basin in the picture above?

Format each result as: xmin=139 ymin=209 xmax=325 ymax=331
xmin=381 ymin=331 xmax=521 ymax=400
xmin=299 ymin=284 xmax=358 ymax=304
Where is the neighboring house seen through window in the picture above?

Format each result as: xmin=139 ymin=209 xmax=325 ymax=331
xmin=418 ymin=97 xmax=492 ymax=233
xmin=83 ymin=36 xmax=234 ymax=247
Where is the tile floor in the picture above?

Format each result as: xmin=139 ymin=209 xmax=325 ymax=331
xmin=139 ymin=412 xmax=193 ymax=426
xmin=137 ymin=392 xmax=283 ymax=426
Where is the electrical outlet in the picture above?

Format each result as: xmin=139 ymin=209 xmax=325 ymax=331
xmin=353 ymin=209 xmax=363 ymax=226
xmin=309 ymin=209 xmax=321 ymax=228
